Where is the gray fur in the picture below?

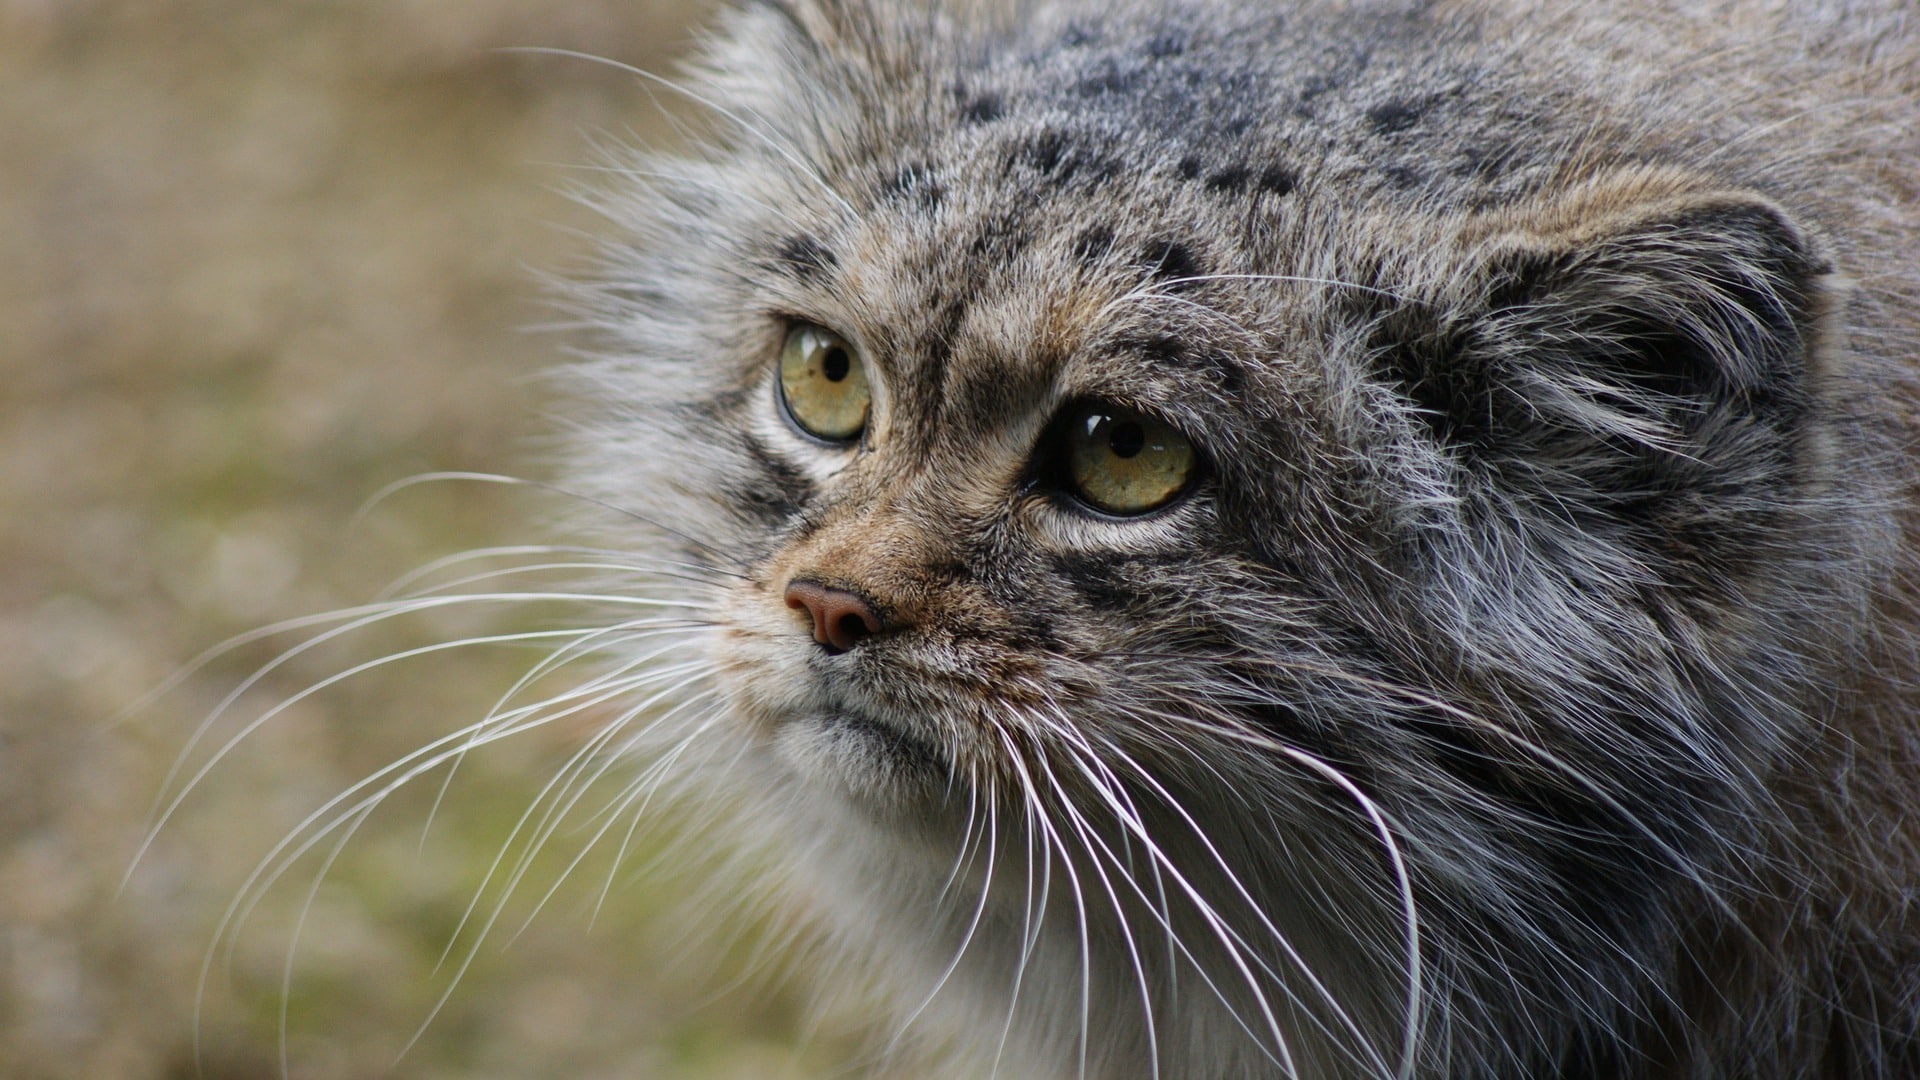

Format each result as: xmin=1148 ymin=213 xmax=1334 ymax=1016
xmin=552 ymin=1 xmax=1920 ymax=1076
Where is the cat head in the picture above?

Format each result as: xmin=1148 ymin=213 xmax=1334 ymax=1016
xmin=560 ymin=1 xmax=1872 ymax=1072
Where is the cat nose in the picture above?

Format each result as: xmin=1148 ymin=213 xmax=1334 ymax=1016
xmin=783 ymin=579 xmax=886 ymax=654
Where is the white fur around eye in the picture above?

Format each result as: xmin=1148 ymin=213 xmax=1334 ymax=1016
xmin=758 ymin=375 xmax=859 ymax=486
xmin=1022 ymin=478 xmax=1216 ymax=554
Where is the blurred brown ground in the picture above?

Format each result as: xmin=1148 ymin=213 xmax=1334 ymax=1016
xmin=0 ymin=2 xmax=868 ymax=1076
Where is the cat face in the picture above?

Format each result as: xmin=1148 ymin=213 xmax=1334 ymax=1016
xmin=561 ymin=1 xmax=1867 ymax=1074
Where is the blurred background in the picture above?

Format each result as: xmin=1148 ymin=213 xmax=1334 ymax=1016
xmin=0 ymin=2 xmax=878 ymax=1076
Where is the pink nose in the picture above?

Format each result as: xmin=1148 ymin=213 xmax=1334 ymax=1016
xmin=784 ymin=580 xmax=885 ymax=653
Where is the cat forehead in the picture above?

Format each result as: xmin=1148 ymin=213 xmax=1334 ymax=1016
xmin=737 ymin=0 xmax=1548 ymax=378
xmin=753 ymin=112 xmax=1387 ymax=428
xmin=753 ymin=0 xmax=1542 ymax=210
xmin=757 ymin=100 xmax=1319 ymax=384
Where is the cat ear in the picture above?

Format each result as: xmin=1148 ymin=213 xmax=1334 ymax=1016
xmin=1397 ymin=173 xmax=1840 ymax=560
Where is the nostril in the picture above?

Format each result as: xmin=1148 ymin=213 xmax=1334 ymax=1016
xmin=834 ymin=612 xmax=873 ymax=646
xmin=783 ymin=579 xmax=886 ymax=653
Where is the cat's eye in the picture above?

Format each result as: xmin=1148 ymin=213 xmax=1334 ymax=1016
xmin=1052 ymin=402 xmax=1198 ymax=515
xmin=778 ymin=323 xmax=870 ymax=443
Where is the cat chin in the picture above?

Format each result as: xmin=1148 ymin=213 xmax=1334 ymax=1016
xmin=766 ymin=707 xmax=957 ymax=820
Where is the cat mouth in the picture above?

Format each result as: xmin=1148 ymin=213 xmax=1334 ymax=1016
xmin=817 ymin=709 xmax=949 ymax=777
xmin=768 ymin=702 xmax=955 ymax=809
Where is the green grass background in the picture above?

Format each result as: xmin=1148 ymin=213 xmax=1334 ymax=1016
xmin=0 ymin=2 xmax=884 ymax=1076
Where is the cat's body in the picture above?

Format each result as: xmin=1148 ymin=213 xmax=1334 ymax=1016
xmin=556 ymin=0 xmax=1920 ymax=1076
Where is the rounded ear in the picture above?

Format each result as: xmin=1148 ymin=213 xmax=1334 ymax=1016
xmin=1382 ymin=173 xmax=1840 ymax=567
xmin=1479 ymin=179 xmax=1835 ymax=425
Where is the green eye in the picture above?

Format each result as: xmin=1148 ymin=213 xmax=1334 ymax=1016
xmin=778 ymin=323 xmax=869 ymax=442
xmin=1057 ymin=402 xmax=1198 ymax=515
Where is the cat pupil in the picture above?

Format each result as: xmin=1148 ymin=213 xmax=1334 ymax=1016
xmin=822 ymin=348 xmax=850 ymax=382
xmin=1108 ymin=421 xmax=1145 ymax=459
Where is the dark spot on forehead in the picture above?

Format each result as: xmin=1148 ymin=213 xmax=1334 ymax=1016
xmin=1080 ymin=154 xmax=1122 ymax=185
xmin=1076 ymin=58 xmax=1137 ymax=97
xmin=970 ymin=209 xmax=1031 ymax=259
xmin=1366 ymin=98 xmax=1426 ymax=134
xmin=1299 ymin=73 xmax=1340 ymax=100
xmin=1205 ymin=164 xmax=1253 ymax=193
xmin=773 ymin=234 xmax=836 ymax=282
xmin=1256 ymin=166 xmax=1298 ymax=196
xmin=1454 ymin=143 xmax=1518 ymax=184
xmin=1006 ymin=129 xmax=1119 ymax=188
xmin=1143 ymin=33 xmax=1186 ymax=58
xmin=1070 ymin=225 xmax=1116 ymax=267
xmin=879 ymin=162 xmax=943 ymax=211
xmin=1141 ymin=238 xmax=1205 ymax=288
xmin=1123 ymin=333 xmax=1247 ymax=393
xmin=1381 ymin=163 xmax=1429 ymax=190
xmin=1176 ymin=155 xmax=1202 ymax=180
xmin=1199 ymin=160 xmax=1298 ymax=198
xmin=960 ymin=91 xmax=1005 ymax=124
xmin=1292 ymin=83 xmax=1334 ymax=119
xmin=1012 ymin=129 xmax=1071 ymax=176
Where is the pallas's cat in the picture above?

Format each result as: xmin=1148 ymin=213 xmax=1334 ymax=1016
xmin=213 ymin=0 xmax=1920 ymax=1077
